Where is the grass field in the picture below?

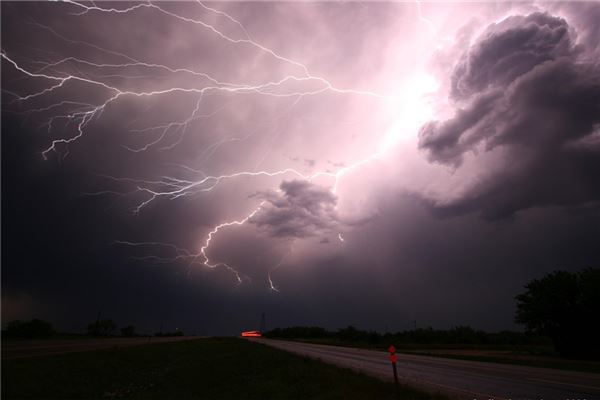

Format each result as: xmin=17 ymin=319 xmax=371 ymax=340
xmin=2 ymin=337 xmax=447 ymax=399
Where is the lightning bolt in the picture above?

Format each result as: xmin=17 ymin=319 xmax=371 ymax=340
xmin=3 ymin=1 xmax=406 ymax=289
xmin=415 ymin=0 xmax=436 ymax=34
xmin=272 ymin=243 xmax=299 ymax=293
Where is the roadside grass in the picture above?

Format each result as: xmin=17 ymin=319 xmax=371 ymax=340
xmin=288 ymin=338 xmax=600 ymax=374
xmin=2 ymin=337 xmax=448 ymax=400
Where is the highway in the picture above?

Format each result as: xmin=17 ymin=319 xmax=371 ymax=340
xmin=2 ymin=336 xmax=196 ymax=360
xmin=257 ymin=338 xmax=600 ymax=400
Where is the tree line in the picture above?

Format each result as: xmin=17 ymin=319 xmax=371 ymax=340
xmin=266 ymin=268 xmax=600 ymax=359
xmin=2 ymin=319 xmax=185 ymax=339
xmin=264 ymin=325 xmax=547 ymax=347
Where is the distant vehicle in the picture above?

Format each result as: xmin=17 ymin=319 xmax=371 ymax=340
xmin=241 ymin=330 xmax=261 ymax=337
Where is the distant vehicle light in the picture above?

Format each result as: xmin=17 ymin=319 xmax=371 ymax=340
xmin=241 ymin=330 xmax=262 ymax=337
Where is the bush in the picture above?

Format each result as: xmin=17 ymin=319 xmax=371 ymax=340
xmin=515 ymin=268 xmax=600 ymax=359
xmin=87 ymin=319 xmax=117 ymax=337
xmin=120 ymin=325 xmax=136 ymax=337
xmin=3 ymin=319 xmax=55 ymax=339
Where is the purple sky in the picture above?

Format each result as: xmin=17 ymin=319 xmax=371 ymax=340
xmin=2 ymin=1 xmax=600 ymax=335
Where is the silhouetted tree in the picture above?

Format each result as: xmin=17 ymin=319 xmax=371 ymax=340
xmin=264 ymin=326 xmax=328 ymax=339
xmin=516 ymin=268 xmax=600 ymax=358
xmin=120 ymin=325 xmax=136 ymax=337
xmin=3 ymin=319 xmax=55 ymax=338
xmin=338 ymin=326 xmax=361 ymax=341
xmin=87 ymin=319 xmax=117 ymax=336
xmin=154 ymin=330 xmax=184 ymax=337
xmin=265 ymin=325 xmax=546 ymax=347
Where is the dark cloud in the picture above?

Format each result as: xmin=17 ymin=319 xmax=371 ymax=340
xmin=2 ymin=2 xmax=600 ymax=337
xmin=418 ymin=90 xmax=501 ymax=165
xmin=419 ymin=12 xmax=600 ymax=218
xmin=250 ymin=180 xmax=338 ymax=238
xmin=450 ymin=13 xmax=575 ymax=100
xmin=304 ymin=159 xmax=316 ymax=168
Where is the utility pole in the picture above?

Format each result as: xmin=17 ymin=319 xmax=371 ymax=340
xmin=92 ymin=310 xmax=101 ymax=335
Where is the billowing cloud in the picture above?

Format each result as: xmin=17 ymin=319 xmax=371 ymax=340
xmin=450 ymin=13 xmax=575 ymax=100
xmin=250 ymin=180 xmax=338 ymax=238
xmin=419 ymin=12 xmax=600 ymax=218
xmin=2 ymin=2 xmax=600 ymax=336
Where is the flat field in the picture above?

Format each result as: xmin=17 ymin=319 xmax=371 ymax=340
xmin=2 ymin=337 xmax=446 ymax=399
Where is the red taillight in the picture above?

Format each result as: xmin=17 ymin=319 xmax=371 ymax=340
xmin=241 ymin=330 xmax=262 ymax=337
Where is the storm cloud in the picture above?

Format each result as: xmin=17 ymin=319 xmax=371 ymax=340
xmin=250 ymin=180 xmax=338 ymax=238
xmin=419 ymin=12 xmax=600 ymax=218
xmin=2 ymin=2 xmax=599 ymax=336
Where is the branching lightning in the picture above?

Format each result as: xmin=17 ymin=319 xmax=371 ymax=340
xmin=3 ymin=1 xmax=423 ymax=291
xmin=415 ymin=0 xmax=436 ymax=34
xmin=267 ymin=250 xmax=291 ymax=293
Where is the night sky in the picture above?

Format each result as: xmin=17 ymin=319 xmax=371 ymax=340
xmin=2 ymin=1 xmax=600 ymax=336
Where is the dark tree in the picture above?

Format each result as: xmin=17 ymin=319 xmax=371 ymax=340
xmin=3 ymin=319 xmax=55 ymax=338
xmin=120 ymin=325 xmax=136 ymax=337
xmin=515 ymin=268 xmax=600 ymax=358
xmin=87 ymin=319 xmax=117 ymax=336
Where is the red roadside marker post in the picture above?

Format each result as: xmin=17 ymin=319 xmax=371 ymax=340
xmin=389 ymin=345 xmax=400 ymax=398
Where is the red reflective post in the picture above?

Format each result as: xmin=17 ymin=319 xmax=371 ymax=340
xmin=389 ymin=345 xmax=400 ymax=398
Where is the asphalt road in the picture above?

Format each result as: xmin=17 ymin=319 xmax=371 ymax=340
xmin=2 ymin=336 xmax=196 ymax=360
xmin=257 ymin=339 xmax=600 ymax=400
